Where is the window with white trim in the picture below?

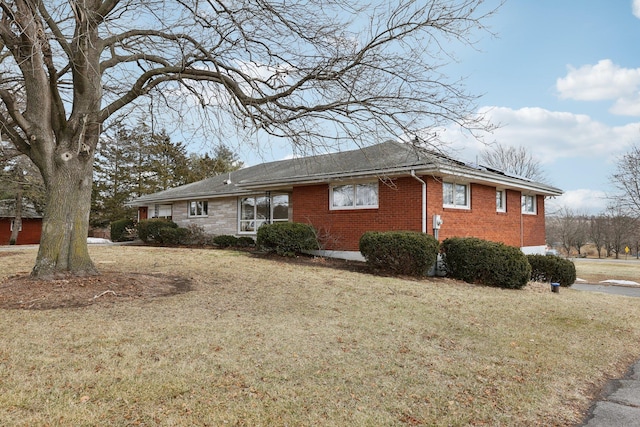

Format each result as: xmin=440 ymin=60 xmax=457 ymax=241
xmin=271 ymin=194 xmax=289 ymax=222
xmin=10 ymin=219 xmax=21 ymax=232
xmin=522 ymin=194 xmax=536 ymax=214
xmin=154 ymin=204 xmax=173 ymax=219
xmin=443 ymin=182 xmax=470 ymax=209
xmin=330 ymin=182 xmax=378 ymax=210
xmin=188 ymin=200 xmax=208 ymax=217
xmin=239 ymin=194 xmax=289 ymax=233
xmin=496 ymin=189 xmax=506 ymax=212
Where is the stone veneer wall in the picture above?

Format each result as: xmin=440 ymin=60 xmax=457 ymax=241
xmin=171 ymin=198 xmax=238 ymax=236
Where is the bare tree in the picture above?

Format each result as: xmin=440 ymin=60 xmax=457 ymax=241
xmin=545 ymin=207 xmax=585 ymax=256
xmin=611 ymin=143 xmax=640 ymax=213
xmin=588 ymin=214 xmax=607 ymax=259
xmin=605 ymin=203 xmax=636 ymax=259
xmin=480 ymin=143 xmax=546 ymax=182
xmin=0 ymin=0 xmax=498 ymax=278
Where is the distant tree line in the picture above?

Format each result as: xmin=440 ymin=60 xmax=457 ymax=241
xmin=544 ymin=141 xmax=640 ymax=259
xmin=1 ymin=122 xmax=243 ymax=232
xmin=546 ymin=207 xmax=639 ymax=259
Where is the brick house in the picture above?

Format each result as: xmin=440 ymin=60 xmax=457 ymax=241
xmin=128 ymin=141 xmax=562 ymax=259
xmin=0 ymin=199 xmax=43 ymax=245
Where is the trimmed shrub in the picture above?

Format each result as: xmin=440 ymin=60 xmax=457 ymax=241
xmin=213 ymin=234 xmax=239 ymax=248
xmin=137 ymin=218 xmax=178 ymax=243
xmin=110 ymin=218 xmax=135 ymax=242
xmin=236 ymin=236 xmax=256 ymax=247
xmin=256 ymin=222 xmax=318 ymax=257
xmin=359 ymin=231 xmax=439 ymax=277
xmin=441 ymin=237 xmax=531 ymax=289
xmin=157 ymin=227 xmax=189 ymax=245
xmin=527 ymin=254 xmax=577 ymax=287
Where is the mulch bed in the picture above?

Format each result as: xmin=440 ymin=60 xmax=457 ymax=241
xmin=0 ymin=272 xmax=192 ymax=310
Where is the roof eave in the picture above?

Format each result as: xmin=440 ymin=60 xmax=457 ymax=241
xmin=240 ymin=165 xmax=563 ymax=196
xmin=437 ymin=166 xmax=563 ymax=196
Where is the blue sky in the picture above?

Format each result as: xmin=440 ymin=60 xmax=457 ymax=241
xmin=437 ymin=0 xmax=640 ymax=214
xmin=223 ymin=1 xmax=640 ymax=215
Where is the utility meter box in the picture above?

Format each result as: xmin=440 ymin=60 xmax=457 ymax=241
xmin=432 ymin=215 xmax=443 ymax=230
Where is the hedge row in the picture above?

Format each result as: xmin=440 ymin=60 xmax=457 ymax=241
xmin=131 ymin=219 xmax=573 ymax=290
xmin=135 ymin=220 xmax=257 ymax=248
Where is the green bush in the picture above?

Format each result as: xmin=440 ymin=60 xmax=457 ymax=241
xmin=236 ymin=236 xmax=255 ymax=247
xmin=137 ymin=218 xmax=178 ymax=243
xmin=213 ymin=234 xmax=239 ymax=248
xmin=256 ymin=222 xmax=318 ymax=257
xmin=441 ymin=237 xmax=531 ymax=289
xmin=527 ymin=254 xmax=576 ymax=287
xmin=110 ymin=218 xmax=135 ymax=242
xmin=157 ymin=227 xmax=189 ymax=245
xmin=359 ymin=231 xmax=439 ymax=277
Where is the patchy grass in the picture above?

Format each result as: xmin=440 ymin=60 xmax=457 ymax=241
xmin=1 ymin=246 xmax=640 ymax=426
xmin=573 ymin=257 xmax=640 ymax=283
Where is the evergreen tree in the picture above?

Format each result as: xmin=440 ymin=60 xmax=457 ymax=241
xmin=92 ymin=123 xmax=236 ymax=226
xmin=187 ymin=144 xmax=244 ymax=182
xmin=145 ymin=129 xmax=191 ymax=191
xmin=91 ymin=125 xmax=139 ymax=227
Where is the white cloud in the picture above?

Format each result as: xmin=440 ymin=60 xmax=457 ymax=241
xmin=634 ymin=0 xmax=640 ymax=19
xmin=546 ymin=189 xmax=609 ymax=215
xmin=442 ymin=106 xmax=640 ymax=165
xmin=556 ymin=59 xmax=640 ymax=101
xmin=611 ymin=94 xmax=640 ymax=115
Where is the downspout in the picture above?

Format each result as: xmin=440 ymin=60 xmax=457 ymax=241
xmin=410 ymin=170 xmax=427 ymax=233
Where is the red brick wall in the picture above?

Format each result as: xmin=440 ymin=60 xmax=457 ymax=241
xmin=292 ymin=175 xmax=548 ymax=251
xmin=0 ymin=218 xmax=42 ymax=245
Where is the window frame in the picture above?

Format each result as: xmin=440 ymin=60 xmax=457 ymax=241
xmin=496 ymin=189 xmax=506 ymax=213
xmin=187 ymin=200 xmax=208 ymax=218
xmin=238 ymin=193 xmax=290 ymax=234
xmin=521 ymin=194 xmax=536 ymax=215
xmin=329 ymin=181 xmax=379 ymax=210
xmin=153 ymin=203 xmax=173 ymax=219
xmin=442 ymin=181 xmax=470 ymax=210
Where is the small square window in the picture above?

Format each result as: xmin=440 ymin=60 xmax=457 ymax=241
xmin=188 ymin=200 xmax=208 ymax=217
xmin=443 ymin=182 xmax=470 ymax=209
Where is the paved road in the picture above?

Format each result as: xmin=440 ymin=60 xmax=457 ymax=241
xmin=581 ymin=361 xmax=640 ymax=426
xmin=573 ymin=282 xmax=640 ymax=425
xmin=571 ymin=283 xmax=640 ymax=298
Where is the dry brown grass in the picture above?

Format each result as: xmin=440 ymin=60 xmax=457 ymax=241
xmin=573 ymin=257 xmax=640 ymax=283
xmin=1 ymin=246 xmax=640 ymax=426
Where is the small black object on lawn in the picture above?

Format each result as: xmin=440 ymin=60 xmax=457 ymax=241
xmin=551 ymin=283 xmax=560 ymax=293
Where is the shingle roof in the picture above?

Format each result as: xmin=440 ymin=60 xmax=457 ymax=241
xmin=129 ymin=141 xmax=562 ymax=205
xmin=0 ymin=199 xmax=43 ymax=218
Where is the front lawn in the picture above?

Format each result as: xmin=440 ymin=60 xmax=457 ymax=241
xmin=1 ymin=246 xmax=639 ymax=426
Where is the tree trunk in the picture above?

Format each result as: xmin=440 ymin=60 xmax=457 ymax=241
xmin=31 ymin=157 xmax=97 ymax=278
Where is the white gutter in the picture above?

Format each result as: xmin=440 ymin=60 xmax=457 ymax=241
xmin=241 ymin=165 xmax=563 ymax=197
xmin=410 ymin=170 xmax=427 ymax=233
